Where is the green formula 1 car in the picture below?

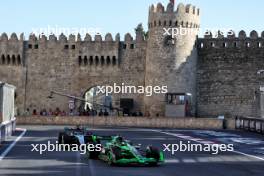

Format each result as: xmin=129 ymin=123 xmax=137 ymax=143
xmin=87 ymin=135 xmax=164 ymax=166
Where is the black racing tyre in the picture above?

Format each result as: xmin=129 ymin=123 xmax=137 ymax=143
xmin=72 ymin=137 xmax=81 ymax=145
xmin=111 ymin=147 xmax=122 ymax=160
xmin=87 ymin=150 xmax=100 ymax=159
xmin=87 ymin=141 xmax=101 ymax=159
xmin=146 ymin=146 xmax=160 ymax=161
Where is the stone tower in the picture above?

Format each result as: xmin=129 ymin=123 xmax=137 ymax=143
xmin=144 ymin=1 xmax=200 ymax=116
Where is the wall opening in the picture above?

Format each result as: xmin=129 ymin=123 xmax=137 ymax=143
xmin=83 ymin=86 xmax=112 ymax=115
xmin=17 ymin=55 xmax=21 ymax=65
xmin=1 ymin=55 xmax=5 ymax=64
xmin=101 ymin=56 xmax=105 ymax=65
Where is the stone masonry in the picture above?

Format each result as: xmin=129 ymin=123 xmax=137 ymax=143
xmin=0 ymin=1 xmax=263 ymax=118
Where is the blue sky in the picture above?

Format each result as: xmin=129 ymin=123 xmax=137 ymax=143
xmin=0 ymin=0 xmax=263 ymax=39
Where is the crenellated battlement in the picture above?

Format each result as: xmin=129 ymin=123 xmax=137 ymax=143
xmin=148 ymin=1 xmax=200 ymax=29
xmin=0 ymin=33 xmax=24 ymax=67
xmin=149 ymin=2 xmax=200 ymax=16
xmin=199 ymin=30 xmax=264 ymax=49
xmin=0 ymin=30 xmax=146 ymax=70
xmin=0 ymin=32 xmax=145 ymax=43
xmin=0 ymin=33 xmax=24 ymax=42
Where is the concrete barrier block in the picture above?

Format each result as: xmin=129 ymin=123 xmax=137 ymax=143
xmin=16 ymin=116 xmax=224 ymax=130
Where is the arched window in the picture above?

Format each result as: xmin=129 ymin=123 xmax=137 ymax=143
xmin=159 ymin=21 xmax=161 ymax=26
xmin=89 ymin=56 xmax=93 ymax=65
xmin=95 ymin=56 xmax=99 ymax=66
xmin=154 ymin=21 xmax=156 ymax=27
xmin=106 ymin=56 xmax=111 ymax=66
xmin=84 ymin=56 xmax=88 ymax=65
xmin=181 ymin=21 xmax=184 ymax=27
xmin=101 ymin=56 xmax=105 ymax=65
xmin=169 ymin=20 xmax=172 ymax=26
xmin=7 ymin=55 xmax=11 ymax=65
xmin=112 ymin=56 xmax=117 ymax=65
xmin=1 ymin=55 xmax=5 ymax=64
xmin=175 ymin=21 xmax=178 ymax=27
xmin=163 ymin=21 xmax=167 ymax=26
xmin=17 ymin=55 xmax=21 ymax=65
xmin=78 ymin=56 xmax=82 ymax=66
xmin=12 ymin=55 xmax=16 ymax=65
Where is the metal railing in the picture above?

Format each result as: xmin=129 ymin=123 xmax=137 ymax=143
xmin=235 ymin=116 xmax=264 ymax=134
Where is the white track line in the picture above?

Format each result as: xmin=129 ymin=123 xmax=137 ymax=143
xmin=232 ymin=150 xmax=264 ymax=161
xmin=155 ymin=130 xmax=264 ymax=162
xmin=0 ymin=128 xmax=27 ymax=161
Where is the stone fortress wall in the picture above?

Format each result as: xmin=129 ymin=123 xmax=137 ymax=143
xmin=0 ymin=32 xmax=147 ymax=115
xmin=0 ymin=0 xmax=263 ymax=118
xmin=197 ymin=31 xmax=264 ymax=117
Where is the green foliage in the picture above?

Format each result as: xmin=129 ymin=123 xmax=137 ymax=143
xmin=135 ymin=23 xmax=148 ymax=39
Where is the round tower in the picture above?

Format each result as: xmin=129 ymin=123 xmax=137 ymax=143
xmin=144 ymin=1 xmax=200 ymax=117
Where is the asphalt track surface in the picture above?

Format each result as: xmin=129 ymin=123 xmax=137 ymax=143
xmin=0 ymin=126 xmax=264 ymax=176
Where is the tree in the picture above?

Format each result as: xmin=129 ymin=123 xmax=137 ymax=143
xmin=135 ymin=23 xmax=148 ymax=39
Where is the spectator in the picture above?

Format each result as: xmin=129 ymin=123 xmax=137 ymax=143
xmin=61 ymin=110 xmax=66 ymax=116
xmin=99 ymin=109 xmax=103 ymax=116
xmin=86 ymin=105 xmax=91 ymax=113
xmin=32 ymin=109 xmax=38 ymax=116
xmin=132 ymin=112 xmax=137 ymax=117
xmin=24 ymin=108 xmax=30 ymax=116
xmin=48 ymin=109 xmax=53 ymax=116
xmin=69 ymin=109 xmax=74 ymax=116
xmin=103 ymin=109 xmax=109 ymax=116
xmin=54 ymin=107 xmax=61 ymax=116
xmin=91 ymin=109 xmax=97 ymax=116
xmin=42 ymin=109 xmax=48 ymax=116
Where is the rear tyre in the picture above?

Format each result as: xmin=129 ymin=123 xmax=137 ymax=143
xmin=111 ymin=147 xmax=122 ymax=160
xmin=87 ymin=140 xmax=101 ymax=159
xmin=146 ymin=146 xmax=160 ymax=166
xmin=87 ymin=147 xmax=100 ymax=159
